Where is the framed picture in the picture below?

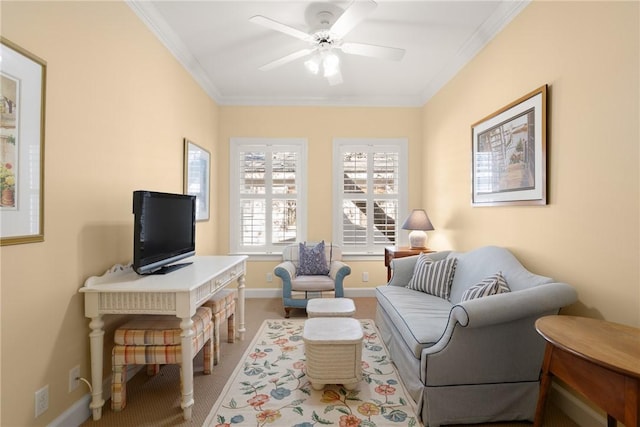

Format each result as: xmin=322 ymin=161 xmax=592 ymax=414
xmin=1 ymin=38 xmax=46 ymax=245
xmin=183 ymin=139 xmax=210 ymax=221
xmin=471 ymin=85 xmax=547 ymax=206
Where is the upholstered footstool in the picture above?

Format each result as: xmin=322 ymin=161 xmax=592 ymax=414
xmin=306 ymin=297 xmax=356 ymax=318
xmin=303 ymin=317 xmax=363 ymax=390
xmin=202 ymin=288 xmax=236 ymax=365
xmin=111 ymin=306 xmax=213 ymax=411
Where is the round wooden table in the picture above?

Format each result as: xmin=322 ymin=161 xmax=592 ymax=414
xmin=534 ymin=315 xmax=640 ymax=427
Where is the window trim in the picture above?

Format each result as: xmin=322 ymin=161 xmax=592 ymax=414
xmin=229 ymin=137 xmax=307 ymax=255
xmin=332 ymin=138 xmax=409 ymax=255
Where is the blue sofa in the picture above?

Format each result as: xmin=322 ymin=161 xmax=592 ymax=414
xmin=375 ymin=246 xmax=578 ymax=426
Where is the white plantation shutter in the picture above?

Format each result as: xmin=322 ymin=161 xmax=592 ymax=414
xmin=230 ymin=138 xmax=307 ymax=254
xmin=333 ymin=139 xmax=408 ymax=255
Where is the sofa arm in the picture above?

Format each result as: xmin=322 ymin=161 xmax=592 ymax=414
xmin=274 ymin=261 xmax=297 ymax=298
xmin=419 ymin=282 xmax=578 ymax=386
xmin=329 ymin=260 xmax=351 ymax=298
xmin=449 ymin=282 xmax=578 ymax=329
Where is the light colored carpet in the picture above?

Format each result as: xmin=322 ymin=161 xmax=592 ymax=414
xmin=206 ymin=318 xmax=419 ymax=426
xmin=81 ymin=297 xmax=579 ymax=427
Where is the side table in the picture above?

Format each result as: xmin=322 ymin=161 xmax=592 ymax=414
xmin=384 ymin=246 xmax=434 ymax=281
xmin=534 ymin=315 xmax=640 ymax=427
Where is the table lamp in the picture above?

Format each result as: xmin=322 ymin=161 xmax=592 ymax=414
xmin=401 ymin=209 xmax=434 ymax=249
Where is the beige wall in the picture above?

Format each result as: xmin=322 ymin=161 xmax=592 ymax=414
xmin=218 ymin=106 xmax=423 ymax=289
xmin=423 ymin=1 xmax=639 ymax=326
xmin=1 ymin=0 xmax=638 ymax=425
xmin=0 ymin=2 xmax=219 ymax=425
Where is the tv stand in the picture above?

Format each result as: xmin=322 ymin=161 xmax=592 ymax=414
xmin=145 ymin=261 xmax=193 ymax=275
xmin=80 ymin=255 xmax=247 ymax=421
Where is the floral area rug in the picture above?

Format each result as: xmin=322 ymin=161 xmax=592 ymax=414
xmin=205 ymin=319 xmax=420 ymax=427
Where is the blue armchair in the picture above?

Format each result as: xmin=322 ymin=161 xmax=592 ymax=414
xmin=274 ymin=243 xmax=351 ymax=318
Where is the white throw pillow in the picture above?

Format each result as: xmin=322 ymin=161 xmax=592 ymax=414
xmin=461 ymin=272 xmax=511 ymax=301
xmin=406 ymin=254 xmax=457 ymax=300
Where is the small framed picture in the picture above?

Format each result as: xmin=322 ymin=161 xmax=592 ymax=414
xmin=183 ymin=139 xmax=210 ymax=221
xmin=471 ymin=85 xmax=547 ymax=206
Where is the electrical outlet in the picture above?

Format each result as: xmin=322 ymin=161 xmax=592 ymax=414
xmin=69 ymin=365 xmax=80 ymax=392
xmin=266 ymin=272 xmax=273 ymax=282
xmin=362 ymin=272 xmax=369 ymax=282
xmin=35 ymin=385 xmax=49 ymax=418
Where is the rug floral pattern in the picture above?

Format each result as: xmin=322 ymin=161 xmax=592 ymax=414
xmin=208 ymin=319 xmax=419 ymax=427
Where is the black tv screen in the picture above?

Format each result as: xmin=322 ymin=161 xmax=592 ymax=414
xmin=132 ymin=190 xmax=196 ymax=275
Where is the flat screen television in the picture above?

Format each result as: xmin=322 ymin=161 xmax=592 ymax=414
xmin=132 ymin=190 xmax=196 ymax=275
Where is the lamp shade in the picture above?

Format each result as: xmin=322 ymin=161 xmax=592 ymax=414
xmin=401 ymin=209 xmax=434 ymax=249
xmin=401 ymin=209 xmax=434 ymax=231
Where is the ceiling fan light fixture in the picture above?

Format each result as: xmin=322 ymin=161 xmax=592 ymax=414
xmin=322 ymin=51 xmax=340 ymax=77
xmin=304 ymin=55 xmax=321 ymax=74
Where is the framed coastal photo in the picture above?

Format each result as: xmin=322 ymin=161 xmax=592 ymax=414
xmin=471 ymin=85 xmax=547 ymax=206
xmin=183 ymin=139 xmax=210 ymax=221
xmin=1 ymin=38 xmax=46 ymax=245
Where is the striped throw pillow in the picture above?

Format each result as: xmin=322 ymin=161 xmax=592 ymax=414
xmin=461 ymin=272 xmax=511 ymax=301
xmin=406 ymin=254 xmax=458 ymax=299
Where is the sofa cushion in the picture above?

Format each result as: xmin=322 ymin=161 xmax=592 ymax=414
xmin=291 ymin=274 xmax=335 ymax=292
xmin=461 ymin=272 xmax=511 ymax=301
xmin=407 ymin=255 xmax=457 ymax=300
xmin=376 ymin=285 xmax=452 ymax=358
xmin=298 ymin=241 xmax=330 ymax=276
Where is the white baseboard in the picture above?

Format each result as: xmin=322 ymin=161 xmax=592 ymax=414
xmin=551 ymin=382 xmax=605 ymax=427
xmin=245 ymin=287 xmax=377 ymax=298
xmin=48 ymin=365 xmax=142 ymax=427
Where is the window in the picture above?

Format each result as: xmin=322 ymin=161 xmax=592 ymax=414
xmin=333 ymin=138 xmax=408 ymax=255
xmin=230 ymin=138 xmax=307 ymax=255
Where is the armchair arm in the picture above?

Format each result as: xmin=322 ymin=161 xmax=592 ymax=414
xmin=274 ymin=261 xmax=297 ymax=298
xmin=329 ymin=260 xmax=351 ymax=298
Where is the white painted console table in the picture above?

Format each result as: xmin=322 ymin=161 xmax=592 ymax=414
xmin=79 ymin=255 xmax=248 ymax=421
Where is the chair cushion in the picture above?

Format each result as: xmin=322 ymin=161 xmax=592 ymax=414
xmin=407 ymin=255 xmax=458 ymax=300
xmin=114 ymin=306 xmax=212 ymax=346
xmin=461 ymin=272 xmax=511 ymax=301
xmin=298 ymin=241 xmax=330 ymax=275
xmin=291 ymin=275 xmax=336 ymax=291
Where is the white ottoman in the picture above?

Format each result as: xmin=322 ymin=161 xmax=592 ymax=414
xmin=306 ymin=298 xmax=356 ymax=318
xmin=303 ymin=317 xmax=363 ymax=390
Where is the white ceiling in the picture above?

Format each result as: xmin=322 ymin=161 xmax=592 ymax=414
xmin=127 ymin=0 xmax=529 ymax=107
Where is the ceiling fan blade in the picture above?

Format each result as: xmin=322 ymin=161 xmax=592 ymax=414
xmin=258 ymin=49 xmax=313 ymax=71
xmin=249 ymin=15 xmax=312 ymax=42
xmin=341 ymin=42 xmax=405 ymax=61
xmin=327 ymin=70 xmax=343 ymax=86
xmin=330 ymin=0 xmax=377 ymax=39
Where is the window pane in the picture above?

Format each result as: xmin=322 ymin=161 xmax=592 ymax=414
xmin=240 ymin=199 xmax=265 ymax=246
xmin=373 ymin=199 xmax=397 ymax=244
xmin=343 ymin=152 xmax=367 ymax=194
xmin=373 ymin=152 xmax=399 ymax=194
xmin=272 ymin=199 xmax=297 ymax=244
xmin=240 ymin=151 xmax=265 ymax=194
xmin=272 ymin=151 xmax=297 ymax=195
xmin=342 ymin=199 xmax=367 ymax=246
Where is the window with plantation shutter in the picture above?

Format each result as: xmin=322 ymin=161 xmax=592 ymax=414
xmin=230 ymin=138 xmax=307 ymax=255
xmin=333 ymin=138 xmax=408 ymax=255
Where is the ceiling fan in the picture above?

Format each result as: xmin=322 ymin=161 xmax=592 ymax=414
xmin=249 ymin=0 xmax=406 ymax=86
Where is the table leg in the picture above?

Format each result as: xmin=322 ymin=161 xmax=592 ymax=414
xmin=179 ymin=315 xmax=195 ymax=420
xmin=88 ymin=315 xmax=105 ymax=420
xmin=237 ymin=274 xmax=246 ymax=341
xmin=534 ymin=343 xmax=554 ymax=427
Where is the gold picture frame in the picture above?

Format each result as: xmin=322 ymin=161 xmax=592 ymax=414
xmin=471 ymin=85 xmax=547 ymax=206
xmin=1 ymin=38 xmax=46 ymax=245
